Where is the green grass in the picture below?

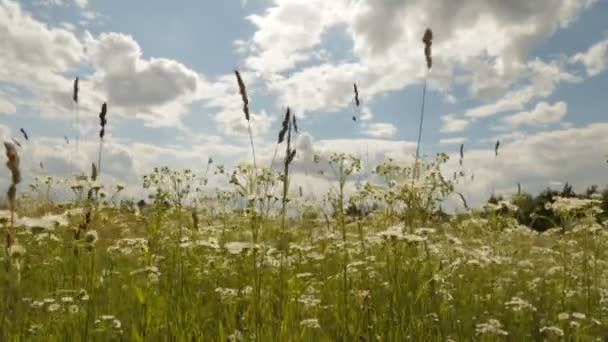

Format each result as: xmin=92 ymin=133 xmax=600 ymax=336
xmin=2 ymin=174 xmax=608 ymax=341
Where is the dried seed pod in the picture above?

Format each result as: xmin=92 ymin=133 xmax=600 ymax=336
xmin=99 ymin=103 xmax=107 ymax=139
xmin=422 ymin=28 xmax=433 ymax=70
xmin=235 ymin=70 xmax=249 ymax=121
xmin=73 ymin=77 xmax=79 ymax=103
xmin=278 ymin=107 xmax=291 ymax=144
xmin=19 ymin=128 xmax=29 ymax=141
xmin=292 ymin=113 xmax=298 ymax=133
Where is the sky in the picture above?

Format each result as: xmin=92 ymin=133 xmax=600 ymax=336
xmin=1 ymin=0 xmax=608 ymax=208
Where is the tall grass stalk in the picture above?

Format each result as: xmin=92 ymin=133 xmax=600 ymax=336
xmin=414 ymin=28 xmax=433 ymax=180
xmin=235 ymin=70 xmax=257 ymax=170
xmin=97 ymin=103 xmax=107 ymax=177
xmin=3 ymin=142 xmax=21 ymax=256
xmin=70 ymin=77 xmax=79 ymax=176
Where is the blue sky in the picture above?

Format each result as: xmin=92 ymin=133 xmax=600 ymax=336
xmin=1 ymin=0 xmax=608 ymax=205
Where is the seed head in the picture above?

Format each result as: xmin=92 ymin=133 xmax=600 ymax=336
xmin=234 ymin=70 xmax=250 ymax=121
xmin=99 ymin=102 xmax=107 ymax=139
xmin=73 ymin=77 xmax=79 ymax=103
xmin=278 ymin=107 xmax=291 ymax=144
xmin=422 ymin=28 xmax=433 ymax=70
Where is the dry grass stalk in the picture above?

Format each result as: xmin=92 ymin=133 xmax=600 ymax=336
xmin=73 ymin=77 xmax=79 ymax=103
xmin=97 ymin=102 xmax=107 ymax=176
xmin=422 ymin=29 xmax=433 ymax=70
xmin=414 ymin=28 xmax=434 ymax=180
xmin=4 ymin=142 xmax=21 ymax=250
xmin=234 ymin=70 xmax=257 ymax=168
xmin=71 ymin=77 xmax=79 ymax=177
xmin=352 ymin=83 xmax=361 ymax=121
xmin=459 ymin=143 xmax=464 ymax=166
xmin=19 ymin=128 xmax=28 ymax=141
xmin=235 ymin=70 xmax=249 ymax=121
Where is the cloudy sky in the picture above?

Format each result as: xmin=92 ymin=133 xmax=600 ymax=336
xmin=1 ymin=0 xmax=608 ymax=206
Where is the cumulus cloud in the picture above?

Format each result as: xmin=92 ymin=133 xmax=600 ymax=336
xmin=0 ymin=97 xmax=17 ymax=115
xmin=570 ymin=39 xmax=608 ymax=77
xmin=242 ymin=0 xmax=595 ymax=122
xmin=439 ymin=137 xmax=467 ymax=146
xmin=446 ymin=122 xmax=608 ymax=208
xmin=464 ymin=59 xmax=579 ymax=120
xmin=195 ymin=72 xmax=276 ymax=137
xmin=244 ymin=0 xmax=349 ymax=73
xmin=503 ymin=101 xmax=567 ymax=127
xmin=440 ymin=114 xmax=469 ymax=133
xmin=0 ymin=0 xmax=84 ymax=87
xmin=85 ymin=32 xmax=200 ymax=127
xmin=74 ymin=0 xmax=87 ymax=9
xmin=363 ymin=122 xmax=398 ymax=138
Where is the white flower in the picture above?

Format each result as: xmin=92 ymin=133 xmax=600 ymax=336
xmin=224 ymin=241 xmax=255 ymax=255
xmin=572 ymin=312 xmax=586 ymax=320
xmin=84 ymin=230 xmax=98 ymax=244
xmin=215 ymin=287 xmax=239 ymax=301
xmin=548 ymin=196 xmax=602 ymax=215
xmin=557 ymin=312 xmax=570 ymax=321
xmin=540 ymin=326 xmax=564 ymax=337
xmin=47 ymin=303 xmax=61 ymax=312
xmin=300 ymin=318 xmax=321 ymax=329
xmin=8 ymin=244 xmax=26 ymax=258
xmin=504 ymin=297 xmax=536 ymax=312
xmin=475 ymin=319 xmax=508 ymax=336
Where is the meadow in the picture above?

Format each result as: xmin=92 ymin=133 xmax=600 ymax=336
xmin=2 ymin=29 xmax=608 ymax=341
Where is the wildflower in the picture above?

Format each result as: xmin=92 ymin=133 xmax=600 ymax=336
xmin=30 ymin=300 xmax=44 ymax=309
xmin=475 ymin=319 xmax=508 ymax=336
xmin=504 ymin=297 xmax=536 ymax=312
xmin=539 ymin=326 xmax=564 ymax=337
xmin=228 ymin=329 xmax=244 ymax=342
xmin=47 ymin=303 xmax=61 ymax=312
xmin=8 ymin=243 xmax=26 ymax=258
xmin=84 ymin=230 xmax=98 ymax=244
xmin=572 ymin=312 xmax=586 ymax=320
xmin=224 ymin=241 xmax=255 ymax=255
xmin=557 ymin=312 xmax=570 ymax=321
xmin=68 ymin=304 xmax=79 ymax=314
xmin=298 ymin=294 xmax=321 ymax=308
xmin=300 ymin=318 xmax=321 ymax=329
xmin=215 ymin=287 xmax=239 ymax=301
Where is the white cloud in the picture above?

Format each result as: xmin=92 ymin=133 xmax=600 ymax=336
xmin=570 ymin=39 xmax=608 ymax=77
xmin=363 ymin=122 xmax=397 ymax=138
xmin=244 ymin=0 xmax=349 ymax=73
xmin=439 ymin=137 xmax=467 ymax=145
xmin=503 ymin=101 xmax=567 ymax=127
xmin=85 ymin=32 xmax=199 ymax=127
xmin=0 ymin=0 xmax=84 ymax=83
xmin=0 ymin=97 xmax=16 ymax=115
xmin=440 ymin=114 xmax=469 ymax=133
xmin=464 ymin=59 xmax=579 ymax=120
xmin=242 ymin=0 xmax=596 ymax=123
xmin=74 ymin=0 xmax=87 ymax=8
xmin=37 ymin=0 xmax=87 ymax=8
xmin=196 ymin=72 xmax=276 ymax=137
xmin=445 ymin=122 xmax=608 ymax=208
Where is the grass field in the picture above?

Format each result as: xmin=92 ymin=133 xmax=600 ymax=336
xmin=1 ymin=157 xmax=608 ymax=341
